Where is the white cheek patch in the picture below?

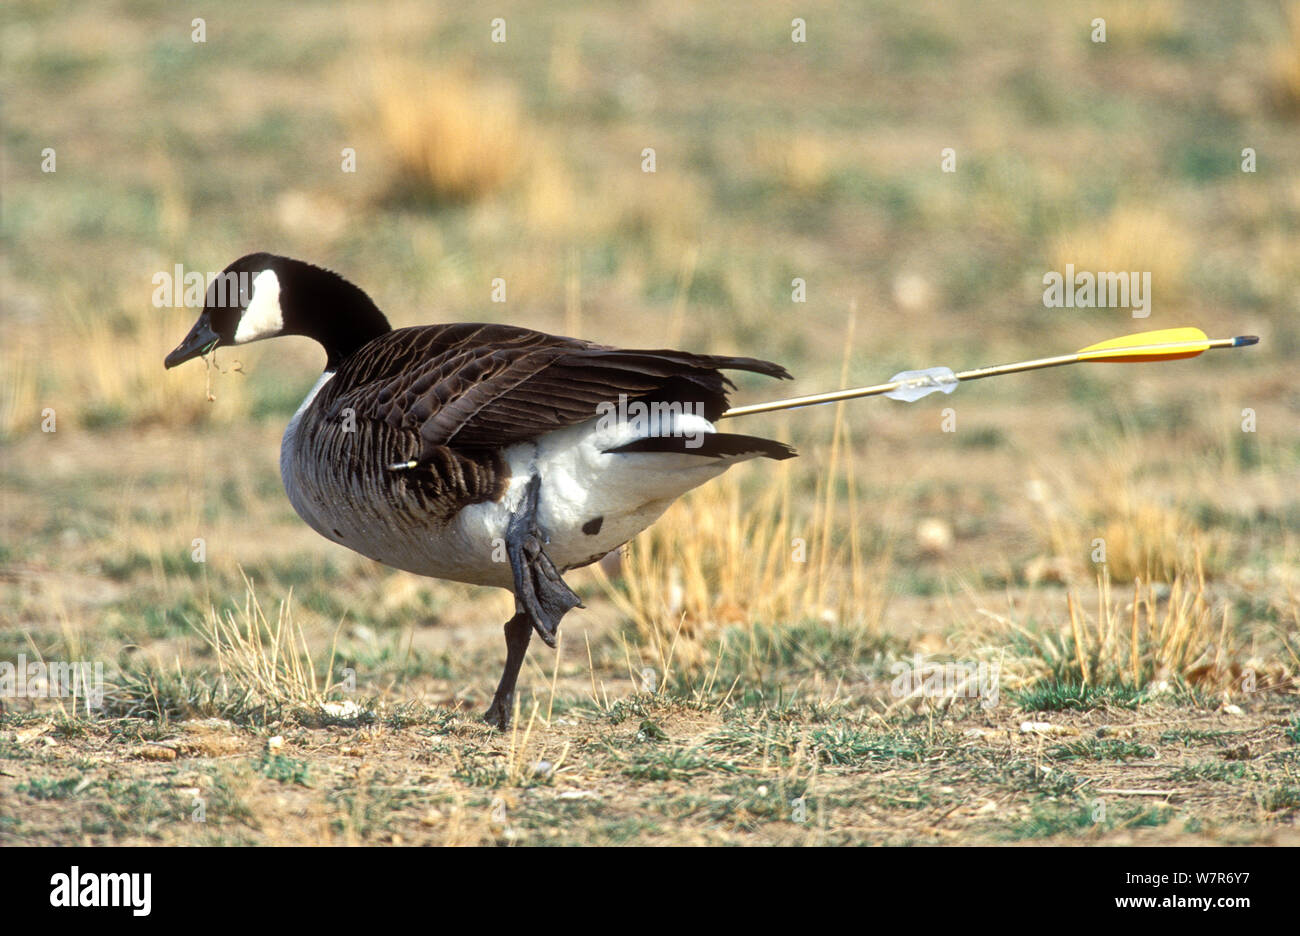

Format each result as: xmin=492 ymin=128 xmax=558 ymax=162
xmin=234 ymin=269 xmax=284 ymax=344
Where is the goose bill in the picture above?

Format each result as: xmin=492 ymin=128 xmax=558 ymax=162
xmin=164 ymin=314 xmax=220 ymax=369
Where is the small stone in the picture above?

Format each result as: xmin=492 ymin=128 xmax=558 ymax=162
xmin=1024 ymin=554 xmax=1074 ymax=586
xmin=1024 ymin=480 xmax=1049 ymax=504
xmin=350 ymin=623 xmax=378 ymax=644
xmin=893 ymin=273 xmax=935 ymax=312
xmin=1020 ymin=721 xmax=1076 ymax=736
xmin=138 ymin=744 xmax=178 ymax=761
xmin=267 ymin=735 xmax=284 ymax=751
xmin=916 ymin=517 xmax=954 ymax=557
xmin=320 ymin=700 xmax=362 ymax=719
xmin=420 ymin=809 xmax=444 ymax=827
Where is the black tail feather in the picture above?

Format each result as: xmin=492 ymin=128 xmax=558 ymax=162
xmin=605 ymin=432 xmax=796 ymax=460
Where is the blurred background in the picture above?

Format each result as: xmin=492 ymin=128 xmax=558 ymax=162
xmin=2 ymin=0 xmax=1298 ymax=723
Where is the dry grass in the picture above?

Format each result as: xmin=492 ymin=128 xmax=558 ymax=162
xmin=1029 ymin=446 xmax=1225 ymax=585
xmin=1270 ymin=2 xmax=1300 ymax=115
xmin=592 ymin=325 xmax=893 ymax=682
xmin=107 ymin=575 xmax=346 ymax=724
xmin=591 ymin=460 xmax=891 ymax=682
xmin=962 ymin=560 xmax=1294 ymax=700
xmin=369 ymin=63 xmax=524 ymax=204
xmin=751 ymin=131 xmax=832 ymax=194
xmin=195 ymin=575 xmax=343 ymax=713
xmin=1049 ymin=205 xmax=1191 ymax=311
xmin=1034 ymin=484 xmax=1207 ymax=585
xmin=521 ymin=143 xmax=581 ymax=234
xmin=0 ymin=344 xmax=37 ymax=441
xmin=1060 ymin=564 xmax=1237 ymax=692
xmin=1095 ymin=0 xmax=1183 ymax=47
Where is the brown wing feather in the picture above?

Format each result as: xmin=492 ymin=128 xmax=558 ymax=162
xmin=324 ymin=323 xmax=790 ymax=462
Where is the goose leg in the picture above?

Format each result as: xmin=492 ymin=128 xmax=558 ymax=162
xmin=483 ymin=474 xmax=583 ymax=730
xmin=503 ymin=474 xmax=583 ymax=648
xmin=482 ymin=610 xmax=532 ymax=729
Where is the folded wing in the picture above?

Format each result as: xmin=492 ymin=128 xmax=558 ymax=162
xmin=328 ymin=323 xmax=791 ymax=460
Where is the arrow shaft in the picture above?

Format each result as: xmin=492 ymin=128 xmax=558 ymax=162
xmin=718 ymin=336 xmax=1243 ymax=420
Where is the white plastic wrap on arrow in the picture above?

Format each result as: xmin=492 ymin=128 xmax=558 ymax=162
xmin=884 ymin=367 xmax=959 ymax=402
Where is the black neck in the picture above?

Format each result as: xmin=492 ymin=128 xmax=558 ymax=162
xmin=278 ymin=259 xmax=393 ymax=369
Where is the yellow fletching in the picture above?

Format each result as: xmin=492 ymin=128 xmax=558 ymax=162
xmin=1075 ymin=327 xmax=1210 ymax=363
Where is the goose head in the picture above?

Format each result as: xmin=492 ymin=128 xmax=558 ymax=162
xmin=164 ymin=254 xmax=391 ymax=370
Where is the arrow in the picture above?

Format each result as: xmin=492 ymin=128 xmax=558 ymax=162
xmin=719 ymin=327 xmax=1259 ymax=420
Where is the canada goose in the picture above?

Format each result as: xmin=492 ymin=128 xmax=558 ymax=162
xmin=165 ymin=254 xmax=795 ymax=727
